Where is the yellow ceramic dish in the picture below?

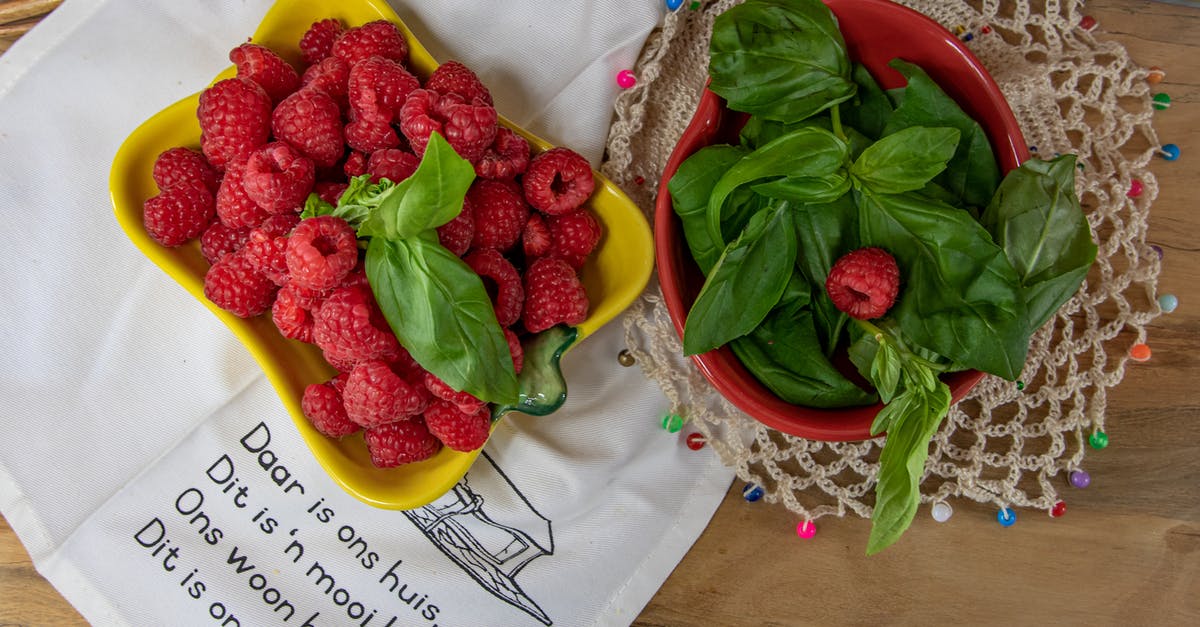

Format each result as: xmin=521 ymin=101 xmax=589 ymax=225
xmin=109 ymin=0 xmax=653 ymax=510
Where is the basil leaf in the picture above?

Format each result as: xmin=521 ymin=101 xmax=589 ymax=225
xmin=707 ymin=126 xmax=847 ymax=244
xmin=871 ymin=340 xmax=902 ymax=404
xmin=850 ymin=126 xmax=961 ymax=195
xmin=980 ymin=155 xmax=1098 ymax=330
xmin=730 ymin=304 xmax=875 ymax=408
xmin=366 ymin=234 xmax=518 ymax=404
xmin=300 ymin=193 xmax=335 ymax=219
xmin=792 ymin=194 xmax=858 ymax=355
xmin=669 ymin=144 xmax=759 ymax=274
xmin=841 ymin=63 xmax=893 ymax=140
xmin=360 ymin=132 xmax=476 ymax=239
xmin=866 ymin=380 xmax=951 ymax=555
xmin=751 ymin=170 xmax=851 ymax=204
xmin=709 ymin=0 xmax=856 ymax=122
xmin=883 ymin=59 xmax=1001 ymax=209
xmin=683 ymin=202 xmax=798 ymax=355
xmin=857 ymin=189 xmax=1029 ymax=380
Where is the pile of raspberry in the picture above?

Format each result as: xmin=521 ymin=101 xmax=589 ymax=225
xmin=141 ymin=18 xmax=603 ymax=468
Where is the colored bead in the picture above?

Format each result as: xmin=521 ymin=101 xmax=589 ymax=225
xmin=1158 ymin=293 xmax=1178 ymax=313
xmin=1147 ymin=66 xmax=1166 ymax=85
xmin=931 ymin=501 xmax=953 ymax=522
xmin=1089 ymin=431 xmax=1109 ymax=450
xmin=1016 ymin=380 xmax=1025 ymax=391
xmin=962 ymin=32 xmax=974 ymax=42
xmin=1050 ymin=501 xmax=1067 ymax=518
xmin=742 ymin=483 xmax=765 ymax=502
xmin=616 ymin=70 xmax=637 ymax=89
xmin=1127 ymin=179 xmax=1144 ymax=198
xmin=686 ymin=432 xmax=707 ymax=450
xmin=980 ymin=25 xmax=992 ymax=34
xmin=953 ymin=24 xmax=966 ymax=35
xmin=796 ymin=520 xmax=816 ymax=539
xmin=634 ymin=175 xmax=645 ymax=186
xmin=1151 ymin=244 xmax=1164 ymax=259
xmin=1069 ymin=469 xmax=1091 ymax=488
xmin=1079 ymin=15 xmax=1097 ymax=31
xmin=689 ymin=0 xmax=701 ymax=9
xmin=1160 ymin=143 xmax=1180 ymax=161
xmin=1152 ymin=93 xmax=1172 ymax=110
xmin=1129 ymin=343 xmax=1152 ymax=362
xmin=666 ymin=0 xmax=684 ymax=9
xmin=661 ymin=413 xmax=684 ymax=433
xmin=1028 ymin=145 xmax=1038 ymax=153
xmin=997 ymin=507 xmax=1017 ymax=527
xmin=617 ymin=349 xmax=636 ymax=367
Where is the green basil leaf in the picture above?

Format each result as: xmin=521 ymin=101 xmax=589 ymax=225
xmin=668 ymin=144 xmax=759 ymax=274
xmin=300 ymin=193 xmax=335 ymax=220
xmin=683 ymin=202 xmax=798 ymax=355
xmin=867 ymin=380 xmax=951 ymax=555
xmin=730 ymin=304 xmax=875 ymax=408
xmin=709 ymin=0 xmax=856 ymax=122
xmin=707 ymin=126 xmax=848 ymax=244
xmin=791 ymin=193 xmax=858 ymax=355
xmin=883 ymin=59 xmax=1001 ymax=208
xmin=857 ymin=189 xmax=1029 ymax=380
xmin=366 ymin=234 xmax=518 ymax=404
xmin=871 ymin=340 xmax=902 ymax=404
xmin=360 ymin=132 xmax=476 ymax=239
xmin=841 ymin=63 xmax=893 ymax=140
xmin=850 ymin=126 xmax=961 ymax=195
xmin=980 ymin=155 xmax=1098 ymax=330
xmin=751 ymin=170 xmax=851 ymax=204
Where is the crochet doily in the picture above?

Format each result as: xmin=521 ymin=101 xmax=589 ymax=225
xmin=601 ymin=0 xmax=1165 ymax=523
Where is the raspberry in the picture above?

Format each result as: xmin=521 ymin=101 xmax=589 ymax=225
xmin=345 ymin=107 xmax=401 ymax=153
xmin=197 ymin=77 xmax=272 ymax=170
xmin=343 ymin=151 xmax=368 ymax=178
xmin=423 ymin=371 xmax=487 ymax=415
xmin=467 ymin=179 xmax=528 ymax=252
xmin=504 ymin=327 xmax=524 ymax=374
xmin=343 ymin=360 xmax=429 ymax=428
xmin=367 ymin=148 xmax=420 ymax=184
xmin=522 ymin=257 xmax=589 ymax=333
xmin=313 ymin=285 xmax=402 ymax=370
xmin=398 ymin=89 xmax=497 ymax=163
xmin=301 ymin=379 xmax=360 ymax=438
xmin=363 ymin=419 xmax=442 ymax=468
xmin=153 ymin=147 xmax=219 ymax=193
xmin=203 ymin=248 xmax=279 ymax=318
xmin=424 ymin=60 xmax=493 ymax=106
xmin=475 ymin=127 xmax=530 ymax=180
xmin=286 ymin=215 xmax=359 ymax=290
xmin=143 ymin=181 xmax=214 ymax=247
xmin=423 ymin=399 xmax=491 ymax=452
xmin=435 ymin=196 xmax=474 ymax=256
xmin=299 ymin=18 xmax=344 ymax=66
xmin=522 ymin=147 xmax=595 ymax=216
xmin=824 ymin=247 xmax=900 ymax=320
xmin=548 ymin=209 xmax=602 ymax=269
xmin=521 ymin=213 xmax=552 ymax=259
xmin=229 ymin=43 xmax=300 ymax=104
xmin=272 ymin=281 xmax=319 ymax=342
xmin=464 ymin=248 xmax=524 ymax=327
xmin=243 ymin=228 xmax=291 ymax=286
xmin=347 ymin=56 xmax=420 ymax=121
xmin=332 ymin=20 xmax=409 ymax=66
xmin=314 ymin=181 xmax=348 ymax=205
xmin=259 ymin=212 xmax=301 ymax=237
xmin=200 ymin=221 xmax=250 ymax=264
xmin=301 ymin=56 xmax=350 ymax=110
xmin=242 ymin=142 xmax=316 ymax=214
xmin=215 ymin=156 xmax=270 ymax=229
xmin=272 ymin=88 xmax=344 ymax=169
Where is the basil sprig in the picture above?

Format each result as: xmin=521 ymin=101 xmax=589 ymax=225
xmin=307 ymin=132 xmax=518 ymax=405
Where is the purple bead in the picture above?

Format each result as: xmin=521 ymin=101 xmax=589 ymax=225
xmin=1069 ymin=469 xmax=1091 ymax=488
xmin=1151 ymin=244 xmax=1164 ymax=260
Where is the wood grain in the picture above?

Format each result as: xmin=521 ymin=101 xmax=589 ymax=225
xmin=1 ymin=1 xmax=1197 ymax=625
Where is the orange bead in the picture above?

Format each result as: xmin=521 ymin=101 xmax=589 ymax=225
xmin=1130 ymin=343 xmax=1152 ymax=362
xmin=1147 ymin=66 xmax=1166 ymax=85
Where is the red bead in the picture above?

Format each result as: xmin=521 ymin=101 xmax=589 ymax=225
xmin=1127 ymin=179 xmax=1144 ymax=198
xmin=1051 ymin=501 xmax=1067 ymax=517
xmin=1080 ymin=15 xmax=1097 ymax=31
xmin=980 ymin=25 xmax=992 ymax=34
xmin=634 ymin=175 xmax=645 ymax=185
xmin=686 ymin=432 xmax=707 ymax=450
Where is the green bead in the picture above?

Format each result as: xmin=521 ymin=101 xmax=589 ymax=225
xmin=661 ymin=413 xmax=684 ymax=433
xmin=1153 ymin=93 xmax=1171 ymax=110
xmin=1089 ymin=431 xmax=1109 ymax=449
xmin=1016 ymin=380 xmax=1025 ymax=391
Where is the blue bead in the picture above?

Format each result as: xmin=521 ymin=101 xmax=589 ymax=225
xmin=962 ymin=33 xmax=974 ymax=42
xmin=742 ymin=483 xmax=764 ymax=502
xmin=666 ymin=0 xmax=684 ymax=10
xmin=997 ymin=507 xmax=1017 ymax=527
xmin=1159 ymin=293 xmax=1179 ymax=313
xmin=1160 ymin=143 xmax=1180 ymax=161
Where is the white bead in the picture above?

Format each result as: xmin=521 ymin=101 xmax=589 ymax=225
xmin=931 ymin=501 xmax=953 ymax=523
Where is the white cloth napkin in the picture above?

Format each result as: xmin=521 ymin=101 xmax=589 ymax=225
xmin=0 ymin=1 xmax=734 ymax=625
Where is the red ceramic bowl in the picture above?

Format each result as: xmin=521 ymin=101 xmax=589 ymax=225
xmin=655 ymin=0 xmax=1029 ymax=441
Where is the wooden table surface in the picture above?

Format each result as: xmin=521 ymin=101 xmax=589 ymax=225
xmin=2 ymin=1 xmax=1197 ymax=625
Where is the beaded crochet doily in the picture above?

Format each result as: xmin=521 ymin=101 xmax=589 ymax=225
xmin=601 ymin=0 xmax=1165 ymax=524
